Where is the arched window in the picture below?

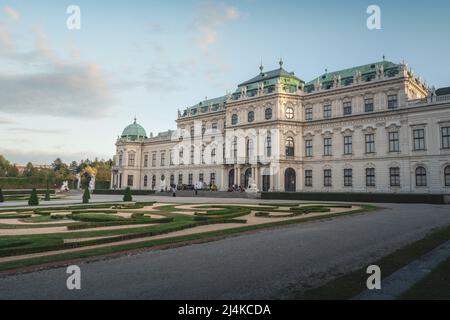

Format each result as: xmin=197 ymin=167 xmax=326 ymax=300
xmin=445 ymin=166 xmax=450 ymax=186
xmin=247 ymin=139 xmax=254 ymax=160
xmin=248 ymin=111 xmax=255 ymax=123
xmin=211 ymin=148 xmax=217 ymax=164
xmin=285 ymin=106 xmax=294 ymax=119
xmin=143 ymin=175 xmax=148 ymax=187
xmin=415 ymin=166 xmax=427 ymax=187
xmin=170 ymin=175 xmax=175 ymax=186
xmin=265 ymin=108 xmax=273 ymax=120
xmin=286 ymin=137 xmax=295 ymax=157
xmin=265 ymin=133 xmax=272 ymax=157
xmin=151 ymin=175 xmax=156 ymax=189
xmin=232 ymin=137 xmax=238 ymax=162
xmin=118 ymin=152 xmax=123 ymax=166
xmin=231 ymin=114 xmax=238 ymax=125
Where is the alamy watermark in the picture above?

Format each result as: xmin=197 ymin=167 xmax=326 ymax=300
xmin=66 ymin=5 xmax=81 ymax=30
xmin=66 ymin=265 xmax=81 ymax=290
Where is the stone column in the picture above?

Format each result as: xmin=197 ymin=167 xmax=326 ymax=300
xmin=237 ymin=167 xmax=241 ymax=187
xmin=255 ymin=166 xmax=260 ymax=191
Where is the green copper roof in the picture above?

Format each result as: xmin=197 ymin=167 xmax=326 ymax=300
xmin=306 ymin=61 xmax=399 ymax=86
xmin=239 ymin=67 xmax=304 ymax=87
xmin=121 ymin=119 xmax=147 ymax=140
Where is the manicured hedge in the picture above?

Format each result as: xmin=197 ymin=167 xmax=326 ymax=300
xmin=2 ymin=189 xmax=56 ymax=195
xmin=93 ymin=189 xmax=156 ymax=195
xmin=261 ymin=192 xmax=449 ymax=204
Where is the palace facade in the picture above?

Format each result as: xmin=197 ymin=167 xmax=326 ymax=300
xmin=112 ymin=60 xmax=450 ymax=194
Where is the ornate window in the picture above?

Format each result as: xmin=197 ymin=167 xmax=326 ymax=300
xmin=323 ymin=138 xmax=332 ymax=156
xmin=247 ymin=139 xmax=254 ymax=160
xmin=390 ymin=167 xmax=400 ymax=187
xmin=231 ymin=114 xmax=238 ymax=125
xmin=323 ymin=105 xmax=332 ymax=118
xmin=441 ymin=127 xmax=450 ymax=149
xmin=285 ymin=106 xmax=294 ymax=119
xmin=160 ymin=153 xmax=166 ymax=166
xmin=324 ymin=169 xmax=332 ymax=187
xmin=143 ymin=175 xmax=148 ymax=187
xmin=413 ymin=129 xmax=426 ymax=151
xmin=305 ymin=140 xmax=313 ymax=157
xmin=366 ymin=168 xmax=376 ymax=187
xmin=389 ymin=132 xmax=400 ymax=152
xmin=344 ymin=169 xmax=353 ymax=187
xmin=248 ymin=111 xmax=255 ymax=123
xmin=305 ymin=108 xmax=313 ymax=121
xmin=388 ymin=95 xmax=398 ymax=109
xmin=190 ymin=146 xmax=194 ymax=164
xmin=152 ymin=153 xmax=156 ymax=167
xmin=232 ymin=137 xmax=238 ymax=162
xmin=178 ymin=174 xmax=183 ymax=185
xmin=344 ymin=136 xmax=352 ymax=155
xmin=210 ymin=173 xmax=216 ymax=185
xmin=286 ymin=137 xmax=295 ymax=157
xmin=305 ymin=170 xmax=313 ymax=187
xmin=415 ymin=167 xmax=427 ymax=187
xmin=365 ymin=134 xmax=375 ymax=153
xmin=127 ymin=175 xmax=134 ymax=187
xmin=152 ymin=175 xmax=156 ymax=188
xmin=265 ymin=108 xmax=273 ymax=120
xmin=445 ymin=166 xmax=450 ymax=186
xmin=199 ymin=173 xmax=204 ymax=183
xmin=343 ymin=101 xmax=352 ymax=115
xmin=128 ymin=153 xmax=135 ymax=167
xmin=265 ymin=133 xmax=272 ymax=157
xmin=188 ymin=173 xmax=193 ymax=185
xmin=364 ymin=97 xmax=374 ymax=112
xmin=118 ymin=153 xmax=123 ymax=166
xmin=143 ymin=154 xmax=149 ymax=167
xmin=211 ymin=148 xmax=216 ymax=164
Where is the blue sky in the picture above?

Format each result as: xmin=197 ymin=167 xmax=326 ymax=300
xmin=0 ymin=0 xmax=449 ymax=164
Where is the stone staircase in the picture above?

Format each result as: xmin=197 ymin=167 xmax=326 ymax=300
xmin=155 ymin=190 xmax=260 ymax=199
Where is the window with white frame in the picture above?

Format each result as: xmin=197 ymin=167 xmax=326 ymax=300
xmin=366 ymin=168 xmax=376 ymax=187
xmin=390 ymin=167 xmax=400 ymax=187
xmin=365 ymin=134 xmax=375 ymax=153
xmin=323 ymin=105 xmax=332 ymax=118
xmin=344 ymin=136 xmax=352 ymax=155
xmin=323 ymin=138 xmax=332 ymax=156
xmin=413 ymin=129 xmax=426 ymax=151
xmin=389 ymin=132 xmax=400 ymax=152
xmin=344 ymin=169 xmax=353 ymax=187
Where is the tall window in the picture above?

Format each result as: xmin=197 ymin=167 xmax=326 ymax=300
xmin=170 ymin=175 xmax=175 ymax=186
xmin=324 ymin=169 xmax=332 ymax=187
xmin=127 ymin=175 xmax=134 ymax=187
xmin=286 ymin=137 xmax=295 ymax=157
xmin=305 ymin=170 xmax=313 ymax=187
xmin=188 ymin=173 xmax=193 ymax=185
xmin=201 ymin=124 xmax=206 ymax=136
xmin=152 ymin=175 xmax=156 ymax=189
xmin=247 ymin=139 xmax=254 ymax=160
xmin=210 ymin=173 xmax=216 ymax=185
xmin=190 ymin=126 xmax=195 ymax=139
xmin=285 ymin=106 xmax=294 ymax=119
xmin=160 ymin=153 xmax=166 ymax=166
xmin=413 ymin=129 xmax=426 ymax=151
xmin=232 ymin=137 xmax=238 ymax=162
xmin=388 ymin=95 xmax=398 ymax=110
xmin=324 ymin=138 xmax=332 ymax=156
xmin=365 ymin=134 xmax=375 ymax=153
xmin=201 ymin=145 xmax=205 ymax=164
xmin=178 ymin=174 xmax=183 ymax=185
xmin=248 ymin=111 xmax=255 ymax=123
xmin=415 ymin=167 xmax=427 ymax=187
xmin=344 ymin=169 xmax=353 ymax=187
xmin=366 ymin=168 xmax=376 ymax=187
xmin=265 ymin=108 xmax=273 ymax=120
xmin=128 ymin=153 xmax=135 ymax=167
xmin=323 ymin=105 xmax=332 ymax=118
xmin=305 ymin=140 xmax=313 ymax=157
xmin=190 ymin=146 xmax=195 ymax=164
xmin=199 ymin=173 xmax=204 ymax=183
xmin=170 ymin=150 xmax=174 ymax=166
xmin=152 ymin=153 xmax=156 ymax=167
xmin=344 ymin=136 xmax=352 ymax=155
xmin=231 ymin=114 xmax=238 ymax=125
xmin=143 ymin=175 xmax=148 ymax=187
xmin=343 ymin=102 xmax=352 ymax=115
xmin=390 ymin=167 xmax=400 ymax=187
xmin=305 ymin=108 xmax=313 ymax=121
xmin=441 ymin=127 xmax=450 ymax=149
xmin=389 ymin=132 xmax=400 ymax=152
xmin=445 ymin=166 xmax=450 ymax=187
xmin=144 ymin=154 xmax=148 ymax=167
xmin=179 ymin=148 xmax=184 ymax=165
xmin=211 ymin=148 xmax=217 ymax=164
xmin=118 ymin=153 xmax=123 ymax=166
xmin=365 ymin=97 xmax=374 ymax=112
xmin=265 ymin=133 xmax=272 ymax=157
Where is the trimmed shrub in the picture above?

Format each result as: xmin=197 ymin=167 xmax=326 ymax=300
xmin=0 ymin=188 xmax=3 ymax=203
xmin=82 ymin=188 xmax=90 ymax=204
xmin=123 ymin=187 xmax=133 ymax=202
xmin=28 ymin=188 xmax=39 ymax=206
xmin=44 ymin=189 xmax=51 ymax=201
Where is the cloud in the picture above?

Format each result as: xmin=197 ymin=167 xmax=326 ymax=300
xmin=8 ymin=127 xmax=64 ymax=134
xmin=0 ymin=26 xmax=115 ymax=118
xmin=195 ymin=1 xmax=240 ymax=51
xmin=4 ymin=7 xmax=20 ymax=21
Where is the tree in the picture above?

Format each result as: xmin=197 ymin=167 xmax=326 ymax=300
xmin=28 ymin=188 xmax=39 ymax=206
xmin=82 ymin=188 xmax=90 ymax=204
xmin=123 ymin=187 xmax=132 ymax=202
xmin=23 ymin=162 xmax=35 ymax=177
xmin=0 ymin=189 xmax=4 ymax=203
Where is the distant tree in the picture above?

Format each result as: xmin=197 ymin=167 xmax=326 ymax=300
xmin=23 ymin=162 xmax=35 ymax=177
xmin=28 ymin=188 xmax=39 ymax=206
xmin=0 ymin=155 xmax=11 ymax=177
xmin=0 ymin=188 xmax=4 ymax=203
xmin=6 ymin=165 xmax=19 ymax=177
xmin=123 ymin=187 xmax=132 ymax=202
xmin=82 ymin=188 xmax=90 ymax=204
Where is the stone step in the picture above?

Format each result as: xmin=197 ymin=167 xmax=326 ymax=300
xmin=156 ymin=190 xmax=260 ymax=199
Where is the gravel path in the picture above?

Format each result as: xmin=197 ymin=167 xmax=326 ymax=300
xmin=0 ymin=203 xmax=448 ymax=299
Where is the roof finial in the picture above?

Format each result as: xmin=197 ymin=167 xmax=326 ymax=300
xmin=279 ymin=57 xmax=283 ymax=69
xmin=325 ymin=68 xmax=328 ymax=74
xmin=133 ymin=116 xmax=137 ymax=124
xmin=383 ymin=54 xmax=386 ymax=61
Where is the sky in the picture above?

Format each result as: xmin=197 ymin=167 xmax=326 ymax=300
xmin=0 ymin=0 xmax=449 ymax=164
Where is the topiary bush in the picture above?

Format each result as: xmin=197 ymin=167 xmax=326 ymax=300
xmin=0 ymin=188 xmax=4 ymax=203
xmin=82 ymin=188 xmax=90 ymax=204
xmin=44 ymin=189 xmax=51 ymax=201
xmin=28 ymin=188 xmax=39 ymax=206
xmin=123 ymin=187 xmax=133 ymax=202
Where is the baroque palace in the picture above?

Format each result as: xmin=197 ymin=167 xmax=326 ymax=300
xmin=112 ymin=59 xmax=450 ymax=194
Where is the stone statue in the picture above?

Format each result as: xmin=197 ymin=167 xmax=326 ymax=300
xmin=89 ymin=175 xmax=96 ymax=191
xmin=76 ymin=173 xmax=81 ymax=190
xmin=60 ymin=181 xmax=69 ymax=192
xmin=247 ymin=177 xmax=258 ymax=193
xmin=159 ymin=177 xmax=166 ymax=191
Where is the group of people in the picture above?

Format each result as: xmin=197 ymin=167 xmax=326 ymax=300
xmin=227 ymin=185 xmax=246 ymax=193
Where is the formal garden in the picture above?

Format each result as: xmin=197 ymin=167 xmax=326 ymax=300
xmin=0 ymin=198 xmax=374 ymax=272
